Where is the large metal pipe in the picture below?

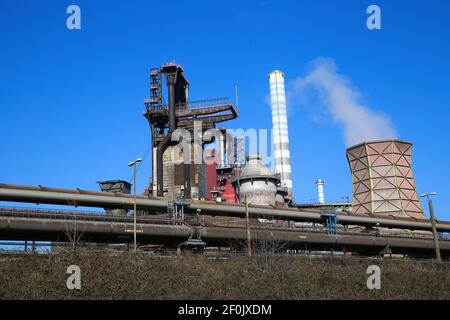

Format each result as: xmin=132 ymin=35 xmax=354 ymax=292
xmin=190 ymin=201 xmax=450 ymax=232
xmin=1 ymin=184 xmax=450 ymax=232
xmin=167 ymin=73 xmax=177 ymax=132
xmin=157 ymin=135 xmax=171 ymax=197
xmin=156 ymin=71 xmax=178 ymax=197
xmin=0 ymin=184 xmax=168 ymax=211
xmin=1 ymin=213 xmax=449 ymax=256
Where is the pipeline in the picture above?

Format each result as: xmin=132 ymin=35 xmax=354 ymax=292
xmin=157 ymin=134 xmax=171 ymax=197
xmin=0 ymin=211 xmax=449 ymax=257
xmin=189 ymin=201 xmax=450 ymax=232
xmin=0 ymin=183 xmax=167 ymax=212
xmin=0 ymin=183 xmax=450 ymax=232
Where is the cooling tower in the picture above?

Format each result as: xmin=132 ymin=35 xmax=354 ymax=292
xmin=346 ymin=140 xmax=425 ymax=219
xmin=269 ymin=70 xmax=293 ymax=197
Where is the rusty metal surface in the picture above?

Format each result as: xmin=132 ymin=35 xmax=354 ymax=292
xmin=144 ymin=64 xmax=238 ymax=199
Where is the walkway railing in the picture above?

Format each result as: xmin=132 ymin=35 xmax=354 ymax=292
xmin=0 ymin=206 xmax=179 ymax=226
xmin=1 ymin=206 xmax=448 ymax=242
xmin=144 ymin=98 xmax=233 ymax=112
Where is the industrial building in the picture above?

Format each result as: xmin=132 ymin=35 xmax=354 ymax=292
xmin=144 ymin=62 xmax=238 ymax=200
xmin=232 ymin=154 xmax=282 ymax=207
xmin=0 ymin=63 xmax=449 ymax=259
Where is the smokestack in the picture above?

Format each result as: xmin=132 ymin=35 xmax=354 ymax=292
xmin=269 ymin=70 xmax=293 ymax=197
xmin=316 ymin=179 xmax=325 ymax=204
xmin=218 ymin=130 xmax=226 ymax=168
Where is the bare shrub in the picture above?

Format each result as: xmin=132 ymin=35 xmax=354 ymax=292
xmin=62 ymin=213 xmax=84 ymax=257
xmin=250 ymin=230 xmax=286 ymax=274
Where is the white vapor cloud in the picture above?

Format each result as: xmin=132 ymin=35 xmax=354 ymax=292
xmin=288 ymin=58 xmax=397 ymax=146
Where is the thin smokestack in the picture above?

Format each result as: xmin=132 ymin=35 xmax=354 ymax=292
xmin=269 ymin=70 xmax=293 ymax=197
xmin=316 ymin=179 xmax=325 ymax=204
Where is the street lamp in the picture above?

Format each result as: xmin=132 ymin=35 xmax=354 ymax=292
xmin=419 ymin=192 xmax=441 ymax=263
xmin=128 ymin=157 xmax=143 ymax=253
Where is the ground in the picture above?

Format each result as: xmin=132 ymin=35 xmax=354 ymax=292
xmin=0 ymin=251 xmax=448 ymax=300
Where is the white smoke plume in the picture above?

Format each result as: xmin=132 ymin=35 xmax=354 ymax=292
xmin=288 ymin=58 xmax=397 ymax=146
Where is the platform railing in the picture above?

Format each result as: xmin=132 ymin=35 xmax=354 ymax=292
xmin=0 ymin=206 xmax=179 ymax=226
xmin=2 ymin=206 xmax=447 ymax=242
xmin=144 ymin=98 xmax=233 ymax=112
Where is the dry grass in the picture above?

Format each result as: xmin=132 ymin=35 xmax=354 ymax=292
xmin=0 ymin=251 xmax=448 ymax=300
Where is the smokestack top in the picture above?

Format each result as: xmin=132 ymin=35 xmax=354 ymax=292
xmin=269 ymin=70 xmax=284 ymax=76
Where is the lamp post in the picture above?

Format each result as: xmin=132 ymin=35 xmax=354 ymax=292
xmin=244 ymin=195 xmax=252 ymax=257
xmin=419 ymin=192 xmax=441 ymax=263
xmin=128 ymin=157 xmax=142 ymax=253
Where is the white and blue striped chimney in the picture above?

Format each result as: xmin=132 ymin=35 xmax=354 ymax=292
xmin=269 ymin=70 xmax=293 ymax=197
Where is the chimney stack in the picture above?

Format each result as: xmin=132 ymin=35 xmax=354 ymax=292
xmin=269 ymin=70 xmax=293 ymax=198
xmin=316 ymin=179 xmax=325 ymax=204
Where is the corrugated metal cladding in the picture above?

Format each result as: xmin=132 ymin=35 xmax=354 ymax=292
xmin=347 ymin=140 xmax=425 ymax=219
xmin=269 ymin=70 xmax=293 ymax=196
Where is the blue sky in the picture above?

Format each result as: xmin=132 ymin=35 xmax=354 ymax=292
xmin=0 ymin=0 xmax=449 ymax=220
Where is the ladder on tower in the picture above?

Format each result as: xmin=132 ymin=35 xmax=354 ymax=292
xmin=148 ymin=68 xmax=163 ymax=110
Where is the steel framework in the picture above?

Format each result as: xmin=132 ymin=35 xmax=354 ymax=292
xmin=143 ymin=63 xmax=238 ymax=199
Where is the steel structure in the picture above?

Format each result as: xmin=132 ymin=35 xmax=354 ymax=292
xmin=0 ymin=207 xmax=449 ymax=257
xmin=1 ymin=184 xmax=450 ymax=232
xmin=347 ymin=140 xmax=425 ymax=219
xmin=144 ymin=63 xmax=238 ymax=199
xmin=269 ymin=70 xmax=293 ymax=198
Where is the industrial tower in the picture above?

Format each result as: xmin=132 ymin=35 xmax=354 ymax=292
xmin=144 ymin=62 xmax=238 ymax=199
xmin=269 ymin=70 xmax=293 ymax=198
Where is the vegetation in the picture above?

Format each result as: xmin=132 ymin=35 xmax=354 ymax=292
xmin=0 ymin=251 xmax=448 ymax=300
